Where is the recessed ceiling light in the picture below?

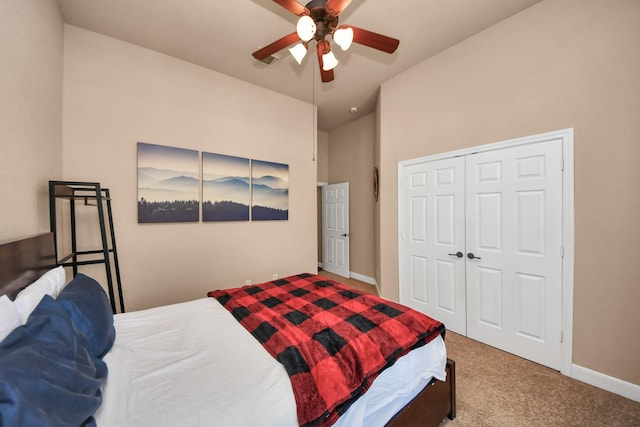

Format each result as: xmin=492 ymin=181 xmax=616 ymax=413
xmin=349 ymin=107 xmax=358 ymax=113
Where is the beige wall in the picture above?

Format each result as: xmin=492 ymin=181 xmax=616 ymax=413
xmin=317 ymin=130 xmax=328 ymax=261
xmin=0 ymin=0 xmax=63 ymax=242
xmin=374 ymin=97 xmax=382 ymax=284
xmin=378 ymin=0 xmax=640 ymax=386
xmin=328 ymin=114 xmax=376 ymax=280
xmin=317 ymin=130 xmax=329 ymax=183
xmin=62 ymin=25 xmax=318 ymax=311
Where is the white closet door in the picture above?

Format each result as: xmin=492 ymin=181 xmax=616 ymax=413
xmin=399 ymin=136 xmax=566 ymax=370
xmin=465 ymin=140 xmax=563 ymax=369
xmin=400 ymin=157 xmax=467 ymax=334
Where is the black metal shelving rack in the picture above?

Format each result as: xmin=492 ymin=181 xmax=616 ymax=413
xmin=48 ymin=181 xmax=125 ymax=313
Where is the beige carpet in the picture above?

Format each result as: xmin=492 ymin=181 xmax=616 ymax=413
xmin=318 ymin=271 xmax=640 ymax=425
xmin=441 ymin=332 xmax=640 ymax=426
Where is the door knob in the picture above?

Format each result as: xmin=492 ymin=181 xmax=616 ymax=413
xmin=341 ymin=233 xmax=349 ymax=237
xmin=467 ymin=252 xmax=482 ymax=260
xmin=448 ymin=251 xmax=463 ymax=258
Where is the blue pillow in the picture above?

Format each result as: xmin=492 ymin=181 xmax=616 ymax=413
xmin=0 ymin=295 xmax=107 ymax=427
xmin=56 ymin=274 xmax=116 ymax=358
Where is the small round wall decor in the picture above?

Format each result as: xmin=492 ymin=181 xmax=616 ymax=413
xmin=373 ymin=166 xmax=379 ymax=202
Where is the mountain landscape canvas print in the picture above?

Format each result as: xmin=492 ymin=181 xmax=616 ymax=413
xmin=202 ymin=152 xmax=250 ymax=221
xmin=251 ymin=160 xmax=289 ymax=221
xmin=137 ymin=142 xmax=199 ymax=223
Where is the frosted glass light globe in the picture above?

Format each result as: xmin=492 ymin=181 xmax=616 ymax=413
xmin=333 ymin=27 xmax=354 ymax=51
xmin=296 ymin=16 xmax=316 ymax=42
xmin=322 ymin=50 xmax=339 ymax=71
xmin=289 ymin=42 xmax=307 ymax=64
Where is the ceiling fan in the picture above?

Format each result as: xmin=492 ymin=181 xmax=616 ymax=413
xmin=252 ymin=0 xmax=400 ymax=83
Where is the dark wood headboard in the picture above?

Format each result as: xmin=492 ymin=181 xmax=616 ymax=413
xmin=0 ymin=232 xmax=57 ymax=299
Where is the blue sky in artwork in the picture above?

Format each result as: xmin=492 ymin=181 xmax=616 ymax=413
xmin=138 ymin=142 xmax=199 ymax=174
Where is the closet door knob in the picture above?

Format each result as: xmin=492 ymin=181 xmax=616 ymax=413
xmin=467 ymin=252 xmax=481 ymax=260
xmin=448 ymin=252 xmax=463 ymax=258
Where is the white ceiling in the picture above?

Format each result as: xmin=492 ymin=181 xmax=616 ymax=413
xmin=56 ymin=0 xmax=541 ymax=131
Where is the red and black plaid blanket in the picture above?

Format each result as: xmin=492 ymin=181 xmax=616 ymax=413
xmin=208 ymin=273 xmax=444 ymax=427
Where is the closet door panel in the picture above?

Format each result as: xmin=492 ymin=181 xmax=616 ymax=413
xmin=400 ymin=158 xmax=466 ymax=334
xmin=466 ymin=141 xmax=563 ymax=370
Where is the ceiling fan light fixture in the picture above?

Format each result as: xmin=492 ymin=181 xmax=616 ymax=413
xmin=255 ymin=0 xmax=400 ymax=84
xmin=289 ymin=42 xmax=308 ymax=64
xmin=333 ymin=26 xmax=354 ymax=51
xmin=296 ymin=15 xmax=316 ymax=42
xmin=322 ymin=49 xmax=339 ymax=71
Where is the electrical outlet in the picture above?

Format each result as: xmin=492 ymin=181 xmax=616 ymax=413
xmin=272 ymin=274 xmax=278 ymax=280
xmin=245 ymin=279 xmax=251 ymax=285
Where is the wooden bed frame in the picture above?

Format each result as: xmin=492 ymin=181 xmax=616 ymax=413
xmin=0 ymin=232 xmax=456 ymax=426
xmin=387 ymin=358 xmax=456 ymax=426
xmin=0 ymin=232 xmax=57 ymax=299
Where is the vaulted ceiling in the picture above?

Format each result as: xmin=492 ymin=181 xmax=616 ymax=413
xmin=57 ymin=0 xmax=542 ymax=131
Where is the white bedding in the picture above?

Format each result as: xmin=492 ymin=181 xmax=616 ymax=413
xmin=95 ymin=297 xmax=446 ymax=427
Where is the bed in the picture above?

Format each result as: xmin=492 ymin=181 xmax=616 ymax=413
xmin=0 ymin=232 xmax=455 ymax=426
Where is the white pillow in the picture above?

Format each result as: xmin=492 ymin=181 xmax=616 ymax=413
xmin=0 ymin=295 xmax=21 ymax=342
xmin=14 ymin=266 xmax=66 ymax=324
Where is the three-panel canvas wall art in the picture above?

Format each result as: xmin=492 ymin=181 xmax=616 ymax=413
xmin=137 ymin=142 xmax=289 ymax=224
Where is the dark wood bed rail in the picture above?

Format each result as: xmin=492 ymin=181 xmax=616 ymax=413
xmin=0 ymin=232 xmax=57 ymax=299
xmin=386 ymin=358 xmax=456 ymax=427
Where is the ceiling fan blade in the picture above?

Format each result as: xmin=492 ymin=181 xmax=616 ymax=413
xmin=316 ymin=43 xmax=335 ymax=83
xmin=325 ymin=0 xmax=353 ymax=16
xmin=272 ymin=0 xmax=309 ymax=16
xmin=350 ymin=26 xmax=400 ymax=54
xmin=252 ymin=32 xmax=301 ymax=61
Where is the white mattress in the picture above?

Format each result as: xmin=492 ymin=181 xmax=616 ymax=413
xmin=95 ymin=297 xmax=446 ymax=427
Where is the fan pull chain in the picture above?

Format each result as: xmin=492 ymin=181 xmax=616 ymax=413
xmin=312 ymin=51 xmax=316 ymax=162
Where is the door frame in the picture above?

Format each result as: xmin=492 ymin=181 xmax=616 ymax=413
xmin=398 ymin=128 xmax=574 ymax=376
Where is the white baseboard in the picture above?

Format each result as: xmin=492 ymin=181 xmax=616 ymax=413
xmin=349 ymin=272 xmax=382 ymax=295
xmin=350 ymin=272 xmax=381 ymax=295
xmin=316 ymin=267 xmax=379 ymax=290
xmin=349 ymin=271 xmax=377 ymax=286
xmin=572 ymin=364 xmax=640 ymax=402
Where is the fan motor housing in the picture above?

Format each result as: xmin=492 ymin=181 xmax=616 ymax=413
xmin=306 ymin=0 xmax=338 ymax=40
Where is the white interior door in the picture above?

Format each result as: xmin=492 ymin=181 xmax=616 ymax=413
xmin=322 ymin=183 xmax=350 ymax=278
xmin=400 ymin=134 xmax=566 ymax=371
xmin=400 ymin=158 xmax=467 ymax=334
xmin=465 ymin=140 xmax=563 ymax=369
